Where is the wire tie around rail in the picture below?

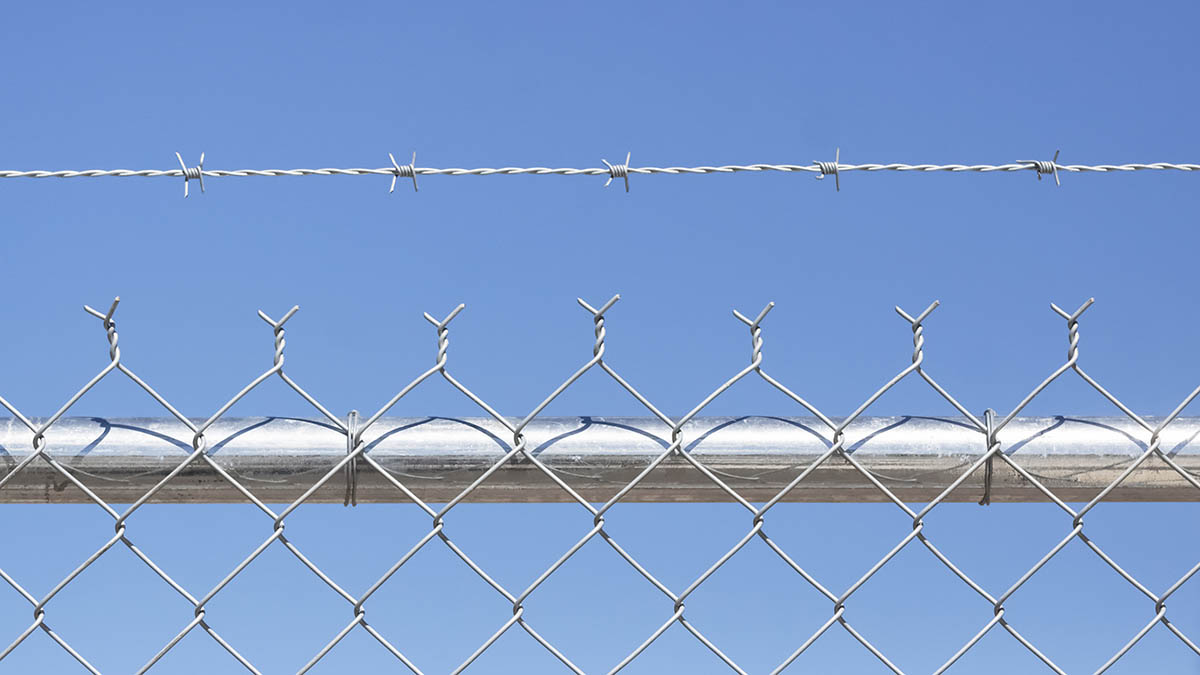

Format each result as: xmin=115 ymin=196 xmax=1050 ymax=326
xmin=344 ymin=410 xmax=360 ymax=507
xmin=979 ymin=408 xmax=996 ymax=506
xmin=389 ymin=151 xmax=418 ymax=193
xmin=175 ymin=152 xmax=205 ymax=197
xmin=603 ymin=152 xmax=631 ymax=192
xmin=1019 ymin=149 xmax=1061 ymax=186
xmin=814 ymin=147 xmax=841 ymax=191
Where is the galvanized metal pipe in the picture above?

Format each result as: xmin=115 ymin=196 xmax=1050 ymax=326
xmin=1 ymin=416 xmax=1198 ymax=503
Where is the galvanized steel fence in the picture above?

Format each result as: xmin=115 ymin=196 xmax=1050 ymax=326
xmin=1 ymin=296 xmax=1199 ymax=674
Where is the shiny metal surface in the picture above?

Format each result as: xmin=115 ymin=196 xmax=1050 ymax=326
xmin=4 ymin=295 xmax=1200 ymax=673
xmin=3 ymin=415 xmax=1197 ymax=503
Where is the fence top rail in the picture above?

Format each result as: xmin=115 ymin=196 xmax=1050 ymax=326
xmin=4 ymin=416 xmax=1198 ymax=503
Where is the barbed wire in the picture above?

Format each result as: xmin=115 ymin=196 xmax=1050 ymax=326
xmin=1 ymin=150 xmax=1198 ymax=196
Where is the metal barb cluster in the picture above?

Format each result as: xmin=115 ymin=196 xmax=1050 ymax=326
xmin=0 ymin=297 xmax=1199 ymax=674
xmin=1 ymin=151 xmax=1198 ymax=196
xmin=174 ymin=152 xmax=204 ymax=197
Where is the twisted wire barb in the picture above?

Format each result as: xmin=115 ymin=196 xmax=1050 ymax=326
xmin=388 ymin=152 xmax=418 ymax=193
xmin=814 ymin=147 xmax=841 ymax=191
xmin=175 ymin=152 xmax=204 ymax=197
xmin=602 ymin=152 xmax=632 ymax=192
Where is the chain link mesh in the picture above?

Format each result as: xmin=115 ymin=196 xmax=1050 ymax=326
xmin=1 ymin=295 xmax=1198 ymax=674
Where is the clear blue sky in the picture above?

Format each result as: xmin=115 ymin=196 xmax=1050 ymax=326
xmin=1 ymin=2 xmax=1198 ymax=673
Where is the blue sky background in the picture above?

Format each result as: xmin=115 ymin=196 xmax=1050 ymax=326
xmin=1 ymin=2 xmax=1199 ymax=673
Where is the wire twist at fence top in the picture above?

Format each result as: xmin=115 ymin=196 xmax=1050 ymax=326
xmin=2 ymin=296 xmax=1199 ymax=675
xmin=1 ymin=150 xmax=1198 ymax=195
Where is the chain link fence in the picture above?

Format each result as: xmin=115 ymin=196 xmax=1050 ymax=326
xmin=1 ymin=296 xmax=1198 ymax=674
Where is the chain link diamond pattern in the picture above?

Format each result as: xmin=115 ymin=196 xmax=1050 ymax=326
xmin=1 ymin=295 xmax=1198 ymax=673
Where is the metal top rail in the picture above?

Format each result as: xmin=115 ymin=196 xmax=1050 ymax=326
xmin=4 ymin=415 xmax=1198 ymax=503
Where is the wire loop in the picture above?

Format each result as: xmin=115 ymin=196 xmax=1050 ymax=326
xmin=979 ymin=408 xmax=997 ymax=506
xmin=344 ymin=410 xmax=360 ymax=507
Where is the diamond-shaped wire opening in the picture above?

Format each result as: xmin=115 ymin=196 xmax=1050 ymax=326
xmin=113 ymin=308 xmax=355 ymax=673
xmin=569 ymin=301 xmax=951 ymax=673
xmin=746 ymin=418 xmax=930 ymax=659
xmin=344 ymin=526 xmax=517 ymax=673
xmin=37 ymin=538 xmax=203 ymax=673
xmin=0 ymin=360 xmax=222 ymax=673
xmin=263 ymin=304 xmax=601 ymax=673
xmin=515 ymin=379 xmax=765 ymax=669
xmin=601 ymin=499 xmax=776 ymax=597
xmin=0 ymin=500 xmax=118 ymax=598
xmin=895 ymin=300 xmax=1200 ymax=672
xmin=512 ymin=517 xmax=700 ymax=673
xmin=351 ymin=299 xmax=727 ymax=672
xmin=733 ymin=301 xmax=1117 ymax=673
xmin=2 ymin=296 xmax=1199 ymax=672
xmin=1001 ymin=534 xmax=1162 ymax=673
xmin=337 ymin=427 xmax=580 ymax=670
xmin=200 ymin=540 xmax=362 ymax=673
xmin=844 ymin=532 xmax=1046 ymax=674
xmin=278 ymin=502 xmax=447 ymax=593
xmin=137 ymin=417 xmax=352 ymax=648
xmin=5 ymin=302 xmax=301 ymax=673
xmin=678 ymin=525 xmax=860 ymax=672
xmin=988 ymin=313 xmax=1200 ymax=670
xmin=437 ymin=501 xmax=620 ymax=598
xmin=118 ymin=502 xmax=276 ymax=594
xmin=914 ymin=501 xmax=1079 ymax=596
xmin=995 ymin=423 xmax=1200 ymax=658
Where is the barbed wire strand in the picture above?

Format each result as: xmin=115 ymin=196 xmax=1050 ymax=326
xmin=1 ymin=151 xmax=1197 ymax=196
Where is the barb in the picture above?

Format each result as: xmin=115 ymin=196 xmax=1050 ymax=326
xmin=602 ymin=152 xmax=631 ymax=192
xmin=175 ymin=152 xmax=205 ymax=197
xmin=814 ymin=147 xmax=841 ymax=191
xmin=388 ymin=151 xmax=418 ymax=193
xmin=1018 ymin=149 xmax=1061 ymax=186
